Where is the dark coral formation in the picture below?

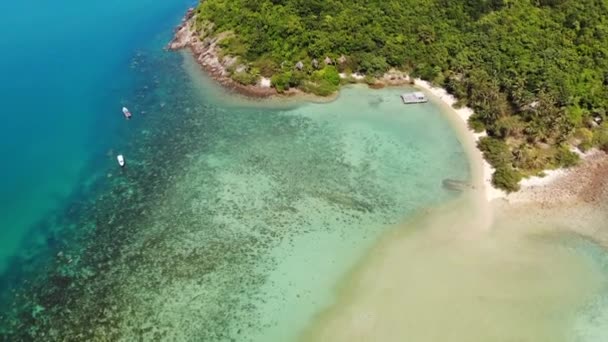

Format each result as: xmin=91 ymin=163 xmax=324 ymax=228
xmin=1 ymin=47 xmax=464 ymax=341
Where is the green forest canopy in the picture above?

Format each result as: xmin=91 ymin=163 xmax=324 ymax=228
xmin=194 ymin=0 xmax=608 ymax=191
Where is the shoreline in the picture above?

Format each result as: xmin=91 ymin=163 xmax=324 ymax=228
xmin=170 ymin=9 xmax=607 ymax=206
xmin=413 ymin=79 xmax=608 ymax=206
xmin=168 ymin=9 xmax=279 ymax=99
xmin=169 ymin=8 xmax=608 ymax=342
xmin=412 ymin=79 xmax=507 ymax=202
xmin=506 ymin=149 xmax=608 ymax=207
xmin=167 ymin=10 xmax=505 ymax=204
xmin=296 ymin=85 xmax=608 ymax=340
xmin=168 ymin=10 xmax=412 ymax=102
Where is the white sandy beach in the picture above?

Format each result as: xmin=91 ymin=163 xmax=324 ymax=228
xmin=411 ymin=78 xmax=603 ymax=205
xmin=300 ymin=82 xmax=608 ymax=342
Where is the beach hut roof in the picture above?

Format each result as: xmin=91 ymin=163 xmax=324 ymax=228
xmin=338 ymin=55 xmax=347 ymax=64
xmin=324 ymin=56 xmax=333 ymax=64
xmin=295 ymin=61 xmax=304 ymax=70
xmin=312 ymin=59 xmax=319 ymax=68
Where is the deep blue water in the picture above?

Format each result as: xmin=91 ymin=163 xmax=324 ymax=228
xmin=0 ymin=0 xmax=194 ymax=273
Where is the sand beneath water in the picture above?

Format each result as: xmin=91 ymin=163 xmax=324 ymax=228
xmin=298 ymin=87 xmax=608 ymax=341
xmin=300 ymin=179 xmax=608 ymax=341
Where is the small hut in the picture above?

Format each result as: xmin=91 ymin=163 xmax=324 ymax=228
xmin=312 ymin=59 xmax=319 ymax=69
xmin=324 ymin=56 xmax=333 ymax=65
xmin=295 ymin=61 xmax=304 ymax=70
xmin=337 ymin=55 xmax=347 ymax=65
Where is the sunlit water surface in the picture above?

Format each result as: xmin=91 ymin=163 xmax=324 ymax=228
xmin=0 ymin=2 xmax=607 ymax=341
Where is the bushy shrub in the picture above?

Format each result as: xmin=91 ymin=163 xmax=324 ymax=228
xmin=363 ymin=75 xmax=376 ymax=85
xmin=271 ymin=72 xmax=292 ymax=92
xmin=477 ymin=137 xmax=513 ymax=167
xmin=444 ymin=75 xmax=467 ymax=100
xmin=512 ymin=144 xmax=545 ymax=171
xmin=312 ymin=66 xmax=340 ymax=86
xmin=231 ymin=71 xmax=258 ymax=85
xmin=289 ymin=71 xmax=305 ymax=88
xmin=341 ymin=75 xmax=358 ymax=84
xmin=492 ymin=166 xmax=522 ymax=193
xmin=566 ymin=105 xmax=584 ymax=127
xmin=253 ymin=57 xmax=280 ymax=77
xmin=554 ymin=146 xmax=579 ymax=168
xmin=300 ymin=80 xmax=338 ymax=96
xmin=218 ymin=36 xmax=248 ymax=56
xmin=492 ymin=116 xmax=525 ymax=139
xmin=593 ymin=123 xmax=608 ymax=152
xmin=574 ymin=127 xmax=594 ymax=152
xmin=468 ymin=114 xmax=486 ymax=133
xmin=356 ymin=53 xmax=389 ymax=76
xmin=413 ymin=63 xmax=443 ymax=82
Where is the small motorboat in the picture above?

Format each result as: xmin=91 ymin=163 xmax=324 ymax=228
xmin=122 ymin=107 xmax=132 ymax=119
xmin=117 ymin=154 xmax=125 ymax=167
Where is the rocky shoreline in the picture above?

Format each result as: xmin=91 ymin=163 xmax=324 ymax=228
xmin=168 ymin=9 xmax=412 ymax=99
xmin=169 ymin=8 xmax=608 ymax=209
xmin=168 ymin=9 xmax=279 ymax=98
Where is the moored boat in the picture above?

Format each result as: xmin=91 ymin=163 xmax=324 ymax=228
xmin=117 ymin=154 xmax=125 ymax=167
xmin=122 ymin=107 xmax=132 ymax=119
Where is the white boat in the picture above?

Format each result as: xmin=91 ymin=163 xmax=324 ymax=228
xmin=122 ymin=107 xmax=132 ymax=119
xmin=117 ymin=154 xmax=125 ymax=167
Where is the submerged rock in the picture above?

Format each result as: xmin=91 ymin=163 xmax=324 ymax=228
xmin=442 ymin=178 xmax=473 ymax=191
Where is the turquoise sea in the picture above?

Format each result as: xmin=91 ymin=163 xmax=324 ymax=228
xmin=0 ymin=0 xmax=195 ymax=273
xmin=1 ymin=1 xmax=608 ymax=341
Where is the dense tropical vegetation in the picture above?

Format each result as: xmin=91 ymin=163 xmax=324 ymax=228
xmin=193 ymin=0 xmax=608 ymax=191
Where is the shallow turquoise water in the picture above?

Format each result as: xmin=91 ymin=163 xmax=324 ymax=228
xmin=0 ymin=37 xmax=472 ymax=338
xmin=1 ymin=2 xmax=607 ymax=341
